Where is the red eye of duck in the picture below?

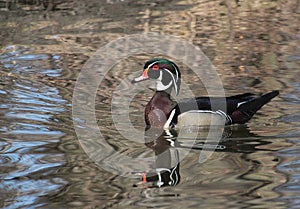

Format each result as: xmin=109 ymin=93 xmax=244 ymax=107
xmin=152 ymin=65 xmax=159 ymax=70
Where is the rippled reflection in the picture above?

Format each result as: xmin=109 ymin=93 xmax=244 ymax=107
xmin=0 ymin=47 xmax=68 ymax=208
xmin=0 ymin=0 xmax=299 ymax=208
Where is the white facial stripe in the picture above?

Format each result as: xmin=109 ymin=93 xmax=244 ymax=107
xmin=158 ymin=70 xmax=162 ymax=80
xmin=156 ymin=80 xmax=172 ymax=91
xmin=149 ymin=61 xmax=180 ymax=94
xmin=171 ymin=63 xmax=179 ymax=81
xmin=164 ymin=68 xmax=178 ymax=94
xmin=156 ymin=70 xmax=172 ymax=91
xmin=147 ymin=61 xmax=158 ymax=68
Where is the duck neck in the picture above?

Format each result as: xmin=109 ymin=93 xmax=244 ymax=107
xmin=156 ymin=80 xmax=173 ymax=95
xmin=154 ymin=90 xmax=171 ymax=99
xmin=149 ymin=90 xmax=172 ymax=114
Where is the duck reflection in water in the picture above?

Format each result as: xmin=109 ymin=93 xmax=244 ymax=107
xmin=134 ymin=126 xmax=272 ymax=188
xmin=134 ymin=127 xmax=180 ymax=188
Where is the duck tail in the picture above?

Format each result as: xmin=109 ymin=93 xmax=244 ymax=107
xmin=231 ymin=90 xmax=279 ymax=124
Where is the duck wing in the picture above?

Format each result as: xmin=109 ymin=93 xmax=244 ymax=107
xmin=171 ymin=91 xmax=279 ymax=125
xmin=172 ymin=93 xmax=255 ymax=115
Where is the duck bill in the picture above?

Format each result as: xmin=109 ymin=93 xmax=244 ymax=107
xmin=132 ymin=68 xmax=149 ymax=83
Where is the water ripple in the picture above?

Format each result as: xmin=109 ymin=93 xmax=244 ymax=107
xmin=1 ymin=178 xmax=68 ymax=209
xmin=275 ymin=145 xmax=300 ymax=208
xmin=0 ymin=47 xmax=68 ymax=208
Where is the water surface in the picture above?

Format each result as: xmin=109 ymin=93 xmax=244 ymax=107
xmin=0 ymin=0 xmax=299 ymax=208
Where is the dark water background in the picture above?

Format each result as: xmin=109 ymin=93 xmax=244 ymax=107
xmin=0 ymin=0 xmax=299 ymax=208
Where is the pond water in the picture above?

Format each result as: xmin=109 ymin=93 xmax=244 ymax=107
xmin=0 ymin=0 xmax=299 ymax=208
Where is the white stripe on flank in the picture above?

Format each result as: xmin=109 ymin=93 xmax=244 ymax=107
xmin=164 ymin=109 xmax=176 ymax=130
xmin=237 ymin=101 xmax=247 ymax=108
xmin=216 ymin=110 xmax=232 ymax=124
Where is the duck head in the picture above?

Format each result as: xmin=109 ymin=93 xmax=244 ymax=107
xmin=132 ymin=58 xmax=181 ymax=95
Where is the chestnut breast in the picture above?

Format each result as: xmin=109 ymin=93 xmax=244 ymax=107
xmin=145 ymin=91 xmax=172 ymax=127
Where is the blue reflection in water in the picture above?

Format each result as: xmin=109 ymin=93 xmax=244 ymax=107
xmin=0 ymin=178 xmax=68 ymax=209
xmin=275 ymin=81 xmax=300 ymax=208
xmin=276 ymin=145 xmax=300 ymax=208
xmin=0 ymin=47 xmax=68 ymax=208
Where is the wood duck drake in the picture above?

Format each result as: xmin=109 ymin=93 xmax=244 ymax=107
xmin=131 ymin=58 xmax=279 ymax=129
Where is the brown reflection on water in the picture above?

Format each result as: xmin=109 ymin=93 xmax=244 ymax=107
xmin=0 ymin=0 xmax=299 ymax=208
